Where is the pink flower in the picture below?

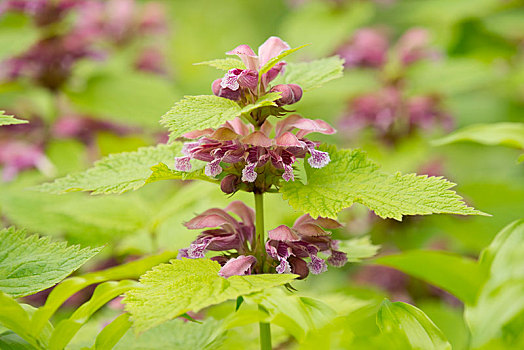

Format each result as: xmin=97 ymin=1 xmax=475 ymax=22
xmin=218 ymin=255 xmax=257 ymax=278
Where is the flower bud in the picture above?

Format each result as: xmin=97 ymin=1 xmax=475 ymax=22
xmin=212 ymin=78 xmax=241 ymax=101
xmin=220 ymin=174 xmax=240 ymax=194
xmin=288 ymin=256 xmax=309 ymax=280
xmin=270 ymin=84 xmax=303 ymax=106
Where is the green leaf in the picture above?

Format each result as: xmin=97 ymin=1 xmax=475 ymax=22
xmin=258 ymin=44 xmax=309 ymax=76
xmin=145 ymin=162 xmax=210 ymax=184
xmin=280 ymin=145 xmax=485 ymax=220
xmin=30 ymin=251 xmax=177 ymax=338
xmin=0 ymin=227 xmax=100 ymax=298
xmin=239 ymin=92 xmax=281 ymax=115
xmin=0 ymin=111 xmax=28 ymax=126
xmin=337 ymin=236 xmax=380 ymax=263
xmin=161 ymin=95 xmax=241 ymax=141
xmin=49 ymin=280 xmax=139 ymax=350
xmin=123 ymin=258 xmax=297 ymax=333
xmin=0 ymin=332 xmax=35 ymax=350
xmin=194 ymin=58 xmax=245 ymax=71
xmin=374 ymin=250 xmax=485 ymax=305
xmin=433 ymin=122 xmax=524 ymax=150
xmin=278 ymin=56 xmax=344 ymax=91
xmin=0 ymin=292 xmax=39 ymax=349
xmin=466 ymin=219 xmax=524 ymax=347
xmin=92 ymin=313 xmax=131 ymax=350
xmin=377 ymin=299 xmax=451 ymax=350
xmin=114 ymin=318 xmax=226 ymax=350
xmin=34 ymin=143 xmax=182 ymax=195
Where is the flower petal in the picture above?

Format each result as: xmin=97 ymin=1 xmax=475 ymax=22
xmin=174 ymin=156 xmax=192 ymax=172
xmin=226 ymin=44 xmax=259 ymax=71
xmin=242 ymin=131 xmax=273 ymax=147
xmin=268 ymin=225 xmax=300 ymax=241
xmin=258 ymin=36 xmax=290 ymax=67
xmin=275 ymin=132 xmax=302 ymax=147
xmin=225 ymin=201 xmax=256 ymax=226
xmin=219 ymin=255 xmax=257 ymax=278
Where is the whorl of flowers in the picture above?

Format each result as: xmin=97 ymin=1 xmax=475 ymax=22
xmin=178 ymin=202 xmax=348 ymax=278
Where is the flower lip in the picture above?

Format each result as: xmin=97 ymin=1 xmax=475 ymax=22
xmin=268 ymin=225 xmax=300 ymax=241
xmin=218 ymin=255 xmax=257 ymax=278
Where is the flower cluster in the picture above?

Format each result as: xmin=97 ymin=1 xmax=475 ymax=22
xmin=178 ymin=202 xmax=347 ymax=278
xmin=336 ymin=27 xmax=452 ymax=143
xmin=174 ymin=115 xmax=334 ymax=192
xmin=1 ymin=0 xmax=169 ymax=89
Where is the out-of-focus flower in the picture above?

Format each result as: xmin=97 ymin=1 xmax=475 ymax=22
xmin=174 ymin=116 xmax=334 ymax=188
xmin=266 ymin=214 xmax=347 ymax=278
xmin=52 ymin=115 xmax=137 ymax=143
xmin=336 ymin=28 xmax=389 ymax=68
xmin=0 ymin=140 xmax=54 ymax=181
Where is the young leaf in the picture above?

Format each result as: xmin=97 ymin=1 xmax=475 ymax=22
xmin=146 ymin=162 xmax=210 ymax=184
xmin=30 ymin=251 xmax=177 ymax=338
xmin=0 ymin=111 xmax=28 ymax=126
xmin=258 ymin=44 xmax=309 ymax=76
xmin=34 ymin=143 xmax=182 ymax=195
xmin=374 ymin=250 xmax=485 ymax=305
xmin=113 ymin=318 xmax=226 ymax=350
xmin=278 ymin=56 xmax=345 ymax=91
xmin=92 ymin=313 xmax=132 ymax=350
xmin=466 ymin=219 xmax=524 ymax=347
xmin=48 ymin=280 xmax=139 ymax=350
xmin=377 ymin=299 xmax=451 ymax=350
xmin=433 ymin=122 xmax=524 ymax=149
xmin=161 ymin=96 xmax=241 ymax=141
xmin=0 ymin=292 xmax=41 ymax=349
xmin=123 ymin=258 xmax=297 ymax=333
xmin=280 ymin=145 xmax=486 ymax=220
xmin=0 ymin=227 xmax=101 ymax=298
xmin=239 ymin=92 xmax=281 ymax=115
xmin=194 ymin=58 xmax=245 ymax=71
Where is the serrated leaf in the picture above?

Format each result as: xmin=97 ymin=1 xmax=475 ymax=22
xmin=374 ymin=250 xmax=485 ymax=305
xmin=278 ymin=56 xmax=344 ymax=91
xmin=162 ymin=94 xmax=282 ymax=141
xmin=0 ymin=227 xmax=100 ymax=298
xmin=123 ymin=258 xmax=297 ymax=333
xmin=114 ymin=318 xmax=226 ymax=350
xmin=161 ymin=95 xmax=241 ymax=141
xmin=194 ymin=58 xmax=245 ymax=71
xmin=259 ymin=44 xmax=309 ymax=76
xmin=337 ymin=236 xmax=380 ymax=262
xmin=280 ymin=145 xmax=485 ymax=220
xmin=377 ymin=299 xmax=451 ymax=350
xmin=146 ymin=162 xmax=209 ymax=184
xmin=0 ymin=111 xmax=28 ymax=126
xmin=433 ymin=122 xmax=524 ymax=149
xmin=34 ymin=143 xmax=181 ymax=195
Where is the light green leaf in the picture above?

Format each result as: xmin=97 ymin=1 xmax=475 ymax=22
xmin=146 ymin=162 xmax=210 ymax=184
xmin=0 ymin=227 xmax=100 ymax=298
xmin=433 ymin=122 xmax=524 ymax=150
xmin=278 ymin=56 xmax=344 ymax=91
xmin=377 ymin=299 xmax=451 ymax=350
xmin=0 ymin=292 xmax=40 ymax=349
xmin=114 ymin=318 xmax=226 ymax=350
xmin=281 ymin=145 xmax=485 ymax=220
xmin=466 ymin=219 xmax=524 ymax=347
xmin=259 ymin=44 xmax=309 ymax=76
xmin=34 ymin=143 xmax=181 ymax=195
xmin=0 ymin=332 xmax=35 ymax=350
xmin=239 ymin=92 xmax=281 ymax=114
xmin=161 ymin=95 xmax=241 ymax=141
xmin=30 ymin=251 xmax=177 ymax=338
xmin=49 ymin=280 xmax=139 ymax=350
xmin=337 ymin=236 xmax=380 ymax=263
xmin=374 ymin=250 xmax=485 ymax=305
xmin=123 ymin=258 xmax=297 ymax=333
xmin=92 ymin=313 xmax=132 ymax=350
xmin=0 ymin=111 xmax=28 ymax=126
xmin=194 ymin=58 xmax=245 ymax=71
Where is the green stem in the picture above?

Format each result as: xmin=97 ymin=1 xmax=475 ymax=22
xmin=258 ymin=305 xmax=272 ymax=350
xmin=254 ymin=193 xmax=271 ymax=349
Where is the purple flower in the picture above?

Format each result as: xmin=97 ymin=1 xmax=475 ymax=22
xmin=266 ymin=215 xmax=347 ymax=278
xmin=173 ymin=116 xmax=335 ymax=186
xmin=0 ymin=141 xmax=54 ymax=181
xmin=179 ymin=201 xmax=255 ymax=259
xmin=336 ymin=28 xmax=389 ymax=68
xmin=218 ymin=255 xmax=257 ymax=278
